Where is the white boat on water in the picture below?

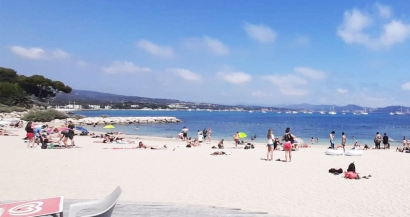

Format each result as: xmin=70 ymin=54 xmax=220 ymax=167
xmin=394 ymin=107 xmax=405 ymax=115
xmin=292 ymin=111 xmax=298 ymax=114
xmin=389 ymin=112 xmax=395 ymax=115
xmin=328 ymin=106 xmax=337 ymax=115
xmin=319 ymin=111 xmax=326 ymax=114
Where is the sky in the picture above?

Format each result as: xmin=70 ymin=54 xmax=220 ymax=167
xmin=1 ymin=0 xmax=410 ymax=107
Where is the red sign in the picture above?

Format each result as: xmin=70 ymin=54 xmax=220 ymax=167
xmin=0 ymin=197 xmax=63 ymax=217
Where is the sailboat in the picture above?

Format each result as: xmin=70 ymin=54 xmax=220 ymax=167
xmin=394 ymin=107 xmax=405 ymax=115
xmin=389 ymin=111 xmax=395 ymax=115
xmin=328 ymin=105 xmax=337 ymax=115
xmin=361 ymin=107 xmax=368 ymax=115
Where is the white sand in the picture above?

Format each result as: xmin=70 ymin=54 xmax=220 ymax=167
xmin=1 ymin=127 xmax=410 ymax=217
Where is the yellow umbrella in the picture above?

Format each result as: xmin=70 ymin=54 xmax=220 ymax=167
xmin=238 ymin=132 xmax=247 ymax=138
xmin=104 ymin=125 xmax=115 ymax=129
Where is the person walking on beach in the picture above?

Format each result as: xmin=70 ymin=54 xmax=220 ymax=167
xmin=383 ymin=133 xmax=389 ymax=149
xmin=266 ymin=129 xmax=275 ymax=161
xmin=374 ymin=132 xmax=382 ymax=149
xmin=233 ymin=132 xmax=240 ymax=148
xmin=329 ymin=131 xmax=335 ymax=149
xmin=341 ymin=132 xmax=346 ymax=153
xmin=25 ymin=121 xmax=34 ymax=148
xmin=181 ymin=126 xmax=188 ymax=141
xmin=282 ymin=127 xmax=295 ymax=162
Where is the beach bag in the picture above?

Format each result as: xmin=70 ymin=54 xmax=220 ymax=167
xmin=251 ymin=144 xmax=255 ymax=149
xmin=347 ymin=162 xmax=355 ymax=172
xmin=186 ymin=144 xmax=191 ymax=148
xmin=244 ymin=145 xmax=250 ymax=149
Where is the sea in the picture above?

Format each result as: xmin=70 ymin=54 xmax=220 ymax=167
xmin=73 ymin=110 xmax=410 ymax=146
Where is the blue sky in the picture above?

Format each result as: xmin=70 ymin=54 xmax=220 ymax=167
xmin=1 ymin=0 xmax=410 ymax=107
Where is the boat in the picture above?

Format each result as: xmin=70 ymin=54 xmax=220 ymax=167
xmin=394 ymin=107 xmax=405 ymax=115
xmin=361 ymin=107 xmax=368 ymax=115
xmin=389 ymin=112 xmax=395 ymax=115
xmin=328 ymin=106 xmax=337 ymax=115
xmin=292 ymin=111 xmax=298 ymax=114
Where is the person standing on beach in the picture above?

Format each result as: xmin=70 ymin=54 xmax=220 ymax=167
xmin=282 ymin=127 xmax=295 ymax=162
xmin=182 ymin=126 xmax=188 ymax=141
xmin=341 ymin=132 xmax=346 ymax=153
xmin=311 ymin=137 xmax=314 ymax=145
xmin=383 ymin=133 xmax=389 ymax=149
xmin=202 ymin=128 xmax=208 ymax=142
xmin=266 ymin=129 xmax=275 ymax=161
xmin=25 ymin=121 xmax=34 ymax=148
xmin=374 ymin=132 xmax=382 ymax=149
xmin=233 ymin=132 xmax=240 ymax=148
xmin=207 ymin=128 xmax=212 ymax=143
xmin=329 ymin=131 xmax=335 ymax=149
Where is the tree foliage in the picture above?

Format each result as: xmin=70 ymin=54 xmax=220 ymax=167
xmin=0 ymin=67 xmax=72 ymax=107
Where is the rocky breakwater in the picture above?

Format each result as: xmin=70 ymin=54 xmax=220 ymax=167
xmin=49 ymin=116 xmax=182 ymax=125
xmin=0 ymin=111 xmax=28 ymax=120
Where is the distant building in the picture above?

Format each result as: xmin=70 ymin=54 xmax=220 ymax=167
xmin=104 ymin=105 xmax=112 ymax=110
xmin=130 ymin=105 xmax=139 ymax=108
xmin=89 ymin=105 xmax=101 ymax=109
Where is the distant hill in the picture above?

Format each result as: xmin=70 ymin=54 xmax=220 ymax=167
xmin=287 ymin=104 xmax=365 ymax=112
xmin=53 ymin=89 xmax=182 ymax=105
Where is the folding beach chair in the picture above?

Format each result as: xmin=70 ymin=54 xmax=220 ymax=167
xmin=68 ymin=186 xmax=122 ymax=217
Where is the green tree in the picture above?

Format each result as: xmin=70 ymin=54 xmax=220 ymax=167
xmin=17 ymin=75 xmax=72 ymax=103
xmin=0 ymin=67 xmax=18 ymax=83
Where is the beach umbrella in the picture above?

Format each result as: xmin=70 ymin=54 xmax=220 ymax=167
xmin=75 ymin=126 xmax=89 ymax=133
xmin=104 ymin=125 xmax=115 ymax=129
xmin=238 ymin=132 xmax=247 ymax=139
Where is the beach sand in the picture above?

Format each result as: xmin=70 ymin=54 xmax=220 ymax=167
xmin=1 ymin=127 xmax=410 ymax=217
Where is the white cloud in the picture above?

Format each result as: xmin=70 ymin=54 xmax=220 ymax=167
xmin=252 ymin=90 xmax=266 ymax=97
xmin=337 ymin=88 xmax=349 ymax=94
xmin=167 ymin=68 xmax=201 ymax=81
xmin=294 ymin=67 xmax=326 ymax=80
xmin=337 ymin=5 xmax=410 ymax=49
xmin=376 ymin=3 xmax=392 ymax=19
xmin=265 ymin=74 xmax=308 ymax=96
xmin=102 ymin=61 xmax=151 ymax=74
xmin=244 ymin=22 xmax=277 ymax=44
xmin=136 ymin=39 xmax=174 ymax=57
xmin=203 ymin=36 xmax=229 ymax=55
xmin=10 ymin=46 xmax=70 ymax=60
xmin=183 ymin=36 xmax=229 ymax=55
xmin=402 ymin=82 xmax=410 ymax=91
xmin=218 ymin=71 xmax=252 ymax=84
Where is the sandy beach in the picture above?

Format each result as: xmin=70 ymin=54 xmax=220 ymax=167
xmin=1 ymin=126 xmax=410 ymax=217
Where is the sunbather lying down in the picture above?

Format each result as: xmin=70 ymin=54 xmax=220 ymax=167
xmin=0 ymin=130 xmax=18 ymax=136
xmin=211 ymin=151 xmax=232 ymax=155
xmin=138 ymin=142 xmax=167 ymax=150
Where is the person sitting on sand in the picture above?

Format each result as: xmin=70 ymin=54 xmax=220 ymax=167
xmin=396 ymin=146 xmax=409 ymax=152
xmin=218 ymin=139 xmax=225 ymax=149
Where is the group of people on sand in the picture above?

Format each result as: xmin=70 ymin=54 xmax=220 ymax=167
xmin=24 ymin=120 xmax=76 ymax=149
xmin=265 ymin=127 xmax=295 ymax=162
xmin=329 ymin=131 xmax=397 ymax=152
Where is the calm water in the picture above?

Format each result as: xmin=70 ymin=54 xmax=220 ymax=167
xmin=74 ymin=110 xmax=410 ymax=146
